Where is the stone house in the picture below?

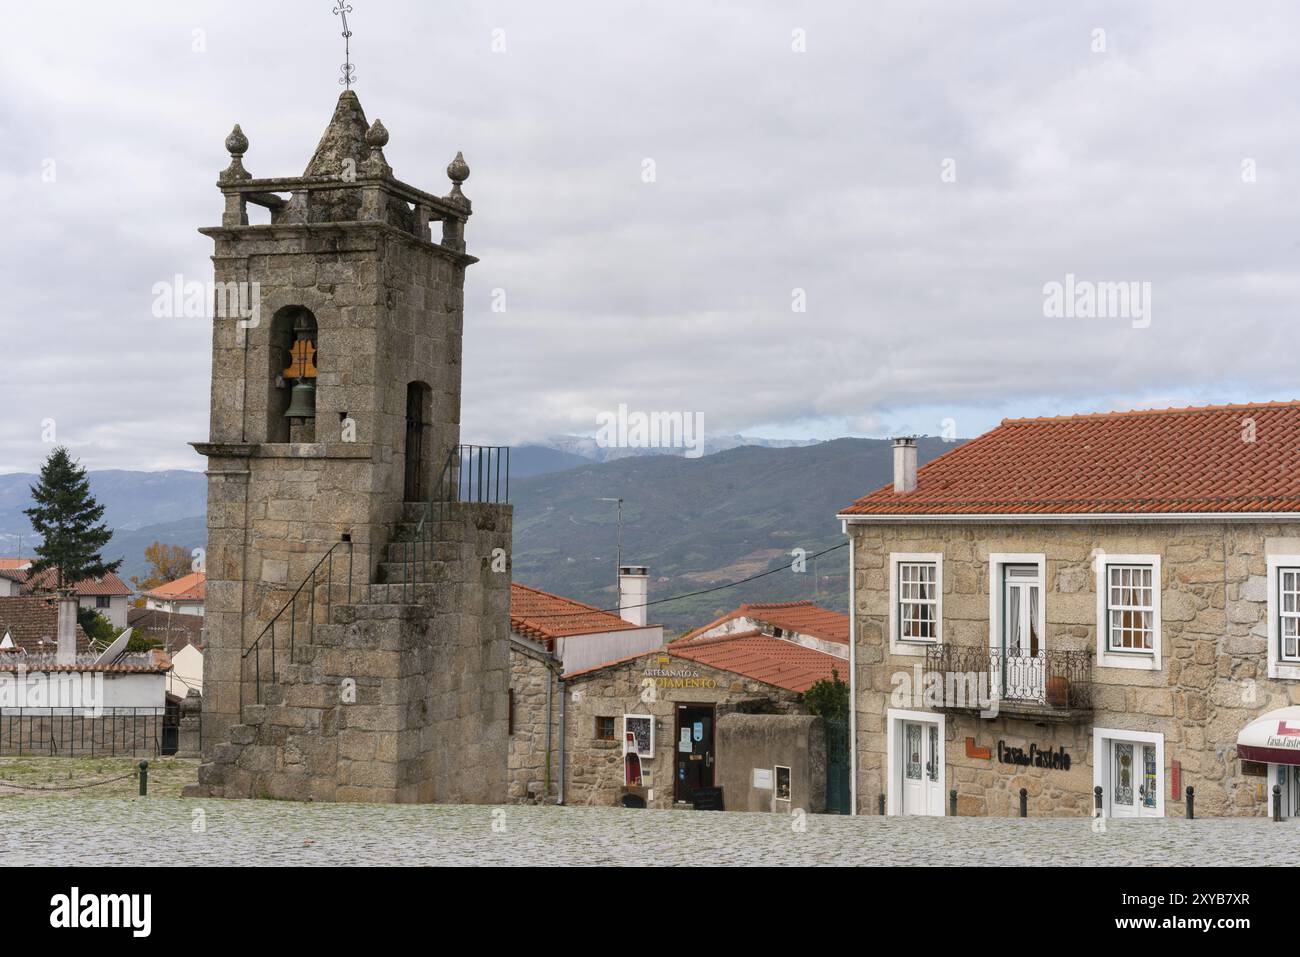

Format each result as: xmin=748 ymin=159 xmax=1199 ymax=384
xmin=560 ymin=631 xmax=839 ymax=811
xmin=678 ymin=599 xmax=850 ymax=659
xmin=508 ymin=579 xmax=664 ymax=803
xmin=839 ymin=403 xmax=1300 ymax=819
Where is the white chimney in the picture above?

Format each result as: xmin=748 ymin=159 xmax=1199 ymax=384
xmin=57 ymin=589 xmax=79 ymax=664
xmin=892 ymin=437 xmax=918 ymax=494
xmin=618 ymin=566 xmax=649 ymax=627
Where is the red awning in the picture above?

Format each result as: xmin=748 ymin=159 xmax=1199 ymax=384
xmin=1237 ymin=707 xmax=1300 ymax=766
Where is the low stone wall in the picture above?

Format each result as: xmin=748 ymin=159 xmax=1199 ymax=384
xmin=715 ymin=713 xmax=827 ymax=813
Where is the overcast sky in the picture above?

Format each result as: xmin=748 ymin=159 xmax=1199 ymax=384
xmin=1 ymin=1 xmax=1297 ymax=473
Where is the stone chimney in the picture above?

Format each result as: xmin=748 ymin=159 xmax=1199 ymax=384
xmin=56 ymin=588 xmax=79 ymax=665
xmin=892 ymin=437 xmax=918 ymax=494
xmin=618 ymin=566 xmax=649 ymax=627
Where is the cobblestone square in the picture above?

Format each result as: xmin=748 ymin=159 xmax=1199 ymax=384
xmin=2 ymin=797 xmax=1297 ymax=866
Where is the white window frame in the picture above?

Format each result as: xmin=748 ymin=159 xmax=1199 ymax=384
xmin=885 ymin=708 xmax=946 ymax=817
xmin=1265 ymin=556 xmax=1300 ymax=680
xmin=1092 ymin=727 xmax=1165 ymax=818
xmin=987 ymin=553 xmax=1046 ymax=653
xmin=1094 ymin=554 xmax=1161 ymax=671
xmin=622 ymin=713 xmax=655 ymax=760
xmin=888 ymin=553 xmax=943 ymax=656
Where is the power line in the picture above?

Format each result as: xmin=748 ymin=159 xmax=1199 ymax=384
xmin=515 ymin=541 xmax=849 ymax=620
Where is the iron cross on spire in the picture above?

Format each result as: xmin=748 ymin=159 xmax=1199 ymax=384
xmin=334 ymin=3 xmax=356 ymax=89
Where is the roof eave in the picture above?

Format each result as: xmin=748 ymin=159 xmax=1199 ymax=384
xmin=838 ymin=510 xmax=1300 ymax=524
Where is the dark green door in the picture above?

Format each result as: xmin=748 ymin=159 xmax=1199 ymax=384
xmin=825 ymin=715 xmax=850 ymax=814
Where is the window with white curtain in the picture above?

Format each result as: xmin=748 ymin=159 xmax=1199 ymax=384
xmin=1280 ymin=568 xmax=1300 ymax=662
xmin=898 ymin=561 xmax=938 ymax=642
xmin=1106 ymin=564 xmax=1155 ymax=652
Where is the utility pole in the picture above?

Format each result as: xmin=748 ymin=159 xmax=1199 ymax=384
xmin=598 ymin=497 xmax=623 ymax=597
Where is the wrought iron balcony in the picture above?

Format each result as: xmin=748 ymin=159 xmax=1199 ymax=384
xmin=922 ymin=644 xmax=1093 ymax=722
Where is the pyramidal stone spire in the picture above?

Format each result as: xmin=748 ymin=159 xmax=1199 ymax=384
xmin=304 ymin=90 xmax=371 ymax=178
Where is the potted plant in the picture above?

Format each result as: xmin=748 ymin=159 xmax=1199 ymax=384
xmin=1046 ymin=674 xmax=1070 ymax=708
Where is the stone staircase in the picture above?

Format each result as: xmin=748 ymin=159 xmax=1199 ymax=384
xmin=185 ymin=501 xmax=512 ymax=804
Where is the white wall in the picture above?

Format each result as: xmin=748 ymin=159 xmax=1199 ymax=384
xmin=145 ymin=598 xmax=203 ymax=617
xmin=0 ymin=670 xmax=166 ymax=711
xmin=167 ymin=644 xmax=203 ymax=697
xmin=79 ymin=595 xmax=129 ymax=629
xmin=545 ymin=625 xmax=665 ymax=674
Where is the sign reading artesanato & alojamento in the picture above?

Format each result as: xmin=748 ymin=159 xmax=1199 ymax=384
xmin=642 ymin=662 xmax=718 ymax=690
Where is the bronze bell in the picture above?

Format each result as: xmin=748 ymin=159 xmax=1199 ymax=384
xmin=284 ymin=379 xmax=316 ymax=420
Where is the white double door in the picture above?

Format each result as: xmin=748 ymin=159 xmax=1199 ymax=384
xmin=900 ymin=720 xmax=944 ymax=815
xmin=1109 ymin=739 xmax=1160 ymax=818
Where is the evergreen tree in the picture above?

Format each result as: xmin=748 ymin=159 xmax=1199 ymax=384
xmin=24 ymin=447 xmax=121 ymax=588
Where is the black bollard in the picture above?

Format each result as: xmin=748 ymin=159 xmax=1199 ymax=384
xmin=1274 ymin=784 xmax=1283 ymax=822
xmin=950 ymin=789 xmax=958 ymax=817
xmin=1093 ymin=785 xmax=1103 ymax=817
xmin=1186 ymin=785 xmax=1194 ymax=820
xmin=879 ymin=793 xmax=886 ymax=816
xmin=1019 ymin=787 xmax=1028 ymax=818
xmin=138 ymin=760 xmax=148 ymax=797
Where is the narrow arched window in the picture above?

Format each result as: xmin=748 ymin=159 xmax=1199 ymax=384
xmin=267 ymin=306 xmax=318 ymax=442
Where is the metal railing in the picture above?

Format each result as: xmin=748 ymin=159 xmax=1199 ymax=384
xmin=397 ymin=445 xmax=510 ymax=604
xmin=0 ymin=707 xmax=166 ymax=757
xmin=923 ymin=644 xmax=1093 ymax=711
xmin=241 ymin=536 xmax=354 ymax=707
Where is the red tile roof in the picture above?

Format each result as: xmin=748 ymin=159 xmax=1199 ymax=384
xmin=510 ymin=582 xmax=640 ymax=647
xmin=21 ymin=567 xmax=132 ymax=597
xmin=566 ymin=631 xmax=843 ymax=693
xmin=668 ymin=632 xmax=842 ymax=692
xmin=0 ymin=657 xmax=172 ymax=674
xmin=841 ymin=401 xmax=1300 ymax=516
xmin=678 ymin=600 xmax=849 ymax=645
xmin=142 ymin=571 xmax=205 ymax=602
xmin=0 ymin=597 xmax=91 ymax=654
xmin=0 ymin=558 xmax=33 ymax=571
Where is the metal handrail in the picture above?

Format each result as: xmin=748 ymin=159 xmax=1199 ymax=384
xmin=241 ymin=536 xmax=354 ymax=707
xmin=398 ymin=445 xmax=510 ymax=604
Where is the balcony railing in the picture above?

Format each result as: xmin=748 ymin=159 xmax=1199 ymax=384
xmin=923 ymin=644 xmax=1093 ymax=716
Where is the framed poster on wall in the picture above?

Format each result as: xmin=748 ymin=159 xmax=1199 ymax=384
xmin=623 ymin=714 xmax=654 ymax=759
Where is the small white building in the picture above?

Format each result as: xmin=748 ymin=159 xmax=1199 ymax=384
xmin=510 ymin=576 xmax=665 ymax=673
xmin=18 ymin=565 xmax=133 ymax=630
xmin=0 ymin=594 xmax=172 ymax=756
xmin=141 ymin=571 xmax=205 ymax=617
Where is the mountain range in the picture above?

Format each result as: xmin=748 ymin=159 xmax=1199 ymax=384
xmin=0 ymin=437 xmax=957 ymax=629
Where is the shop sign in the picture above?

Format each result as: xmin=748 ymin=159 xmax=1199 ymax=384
xmin=641 ymin=663 xmax=718 ymax=690
xmin=997 ymin=739 xmax=1071 ymax=771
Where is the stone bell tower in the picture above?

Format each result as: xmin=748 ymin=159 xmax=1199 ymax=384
xmin=186 ymin=91 xmax=511 ymax=804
